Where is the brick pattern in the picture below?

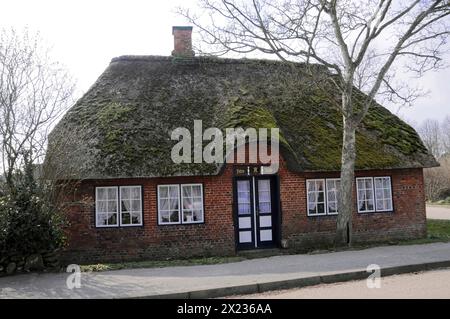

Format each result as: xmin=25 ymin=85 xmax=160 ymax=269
xmin=61 ymin=147 xmax=426 ymax=263
xmin=172 ymin=28 xmax=194 ymax=57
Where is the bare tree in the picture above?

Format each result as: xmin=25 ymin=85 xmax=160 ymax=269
xmin=179 ymin=0 xmax=450 ymax=245
xmin=0 ymin=28 xmax=75 ymax=192
xmin=441 ymin=115 xmax=450 ymax=155
xmin=418 ymin=118 xmax=442 ymax=158
xmin=424 ymin=155 xmax=450 ymax=201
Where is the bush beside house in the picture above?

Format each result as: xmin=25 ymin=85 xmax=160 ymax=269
xmin=0 ymin=159 xmax=66 ymax=276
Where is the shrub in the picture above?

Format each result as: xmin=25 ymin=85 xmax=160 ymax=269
xmin=0 ymin=156 xmax=66 ymax=270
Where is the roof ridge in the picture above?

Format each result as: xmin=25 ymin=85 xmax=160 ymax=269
xmin=110 ymin=55 xmax=314 ymax=67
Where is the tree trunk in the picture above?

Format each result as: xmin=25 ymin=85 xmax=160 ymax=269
xmin=335 ymin=94 xmax=357 ymax=247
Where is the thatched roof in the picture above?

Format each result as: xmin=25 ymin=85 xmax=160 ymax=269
xmin=46 ymin=55 xmax=438 ymax=180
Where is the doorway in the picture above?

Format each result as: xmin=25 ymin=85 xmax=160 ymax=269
xmin=234 ymin=174 xmax=279 ymax=249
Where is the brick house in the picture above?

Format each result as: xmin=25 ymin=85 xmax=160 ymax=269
xmin=46 ymin=27 xmax=438 ymax=263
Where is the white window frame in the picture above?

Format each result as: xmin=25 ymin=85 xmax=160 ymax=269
xmin=326 ymin=178 xmax=340 ymax=215
xmin=306 ymin=179 xmax=327 ymax=216
xmin=180 ymin=183 xmax=204 ymax=224
xmin=95 ymin=186 xmax=119 ymax=228
xmin=374 ymin=176 xmax=393 ymax=212
xmin=119 ymin=185 xmax=143 ymax=227
xmin=157 ymin=184 xmax=181 ymax=225
xmin=356 ymin=177 xmax=376 ymax=213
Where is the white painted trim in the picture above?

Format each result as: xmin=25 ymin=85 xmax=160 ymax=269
xmin=325 ymin=178 xmax=340 ymax=215
xmin=180 ymin=183 xmax=204 ymax=224
xmin=157 ymin=184 xmax=181 ymax=225
xmin=306 ymin=179 xmax=327 ymax=217
xmin=374 ymin=176 xmax=393 ymax=212
xmin=95 ymin=186 xmax=119 ymax=228
xmin=356 ymin=177 xmax=376 ymax=213
xmin=119 ymin=185 xmax=143 ymax=227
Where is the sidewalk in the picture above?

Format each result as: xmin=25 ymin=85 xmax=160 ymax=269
xmin=1 ymin=242 xmax=450 ymax=299
xmin=427 ymin=205 xmax=450 ymax=220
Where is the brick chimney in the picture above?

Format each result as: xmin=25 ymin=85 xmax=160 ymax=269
xmin=172 ymin=26 xmax=194 ymax=57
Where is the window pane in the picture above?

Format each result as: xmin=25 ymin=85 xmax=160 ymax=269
xmin=131 ymin=212 xmax=141 ymax=224
xmin=316 ymin=180 xmax=324 ymax=191
xmin=169 ymin=198 xmax=179 ymax=210
xmin=181 ymin=184 xmax=203 ymax=223
xmin=192 ymin=185 xmax=202 ymax=197
xmin=317 ymin=203 xmax=325 ymax=214
xmin=182 ymin=185 xmax=191 ymax=197
xmin=317 ymin=191 xmax=324 ymax=203
xmin=170 ymin=211 xmax=179 ymax=222
xmin=385 ymin=199 xmax=392 ymax=210
xmin=97 ymin=213 xmax=107 ymax=226
xmin=159 ymin=187 xmax=168 ymax=198
xmin=308 ymin=192 xmax=315 ymax=204
xmin=97 ymin=189 xmax=107 ymax=200
xmin=107 ymin=188 xmax=117 ymax=199
xmin=107 ymin=213 xmax=117 ymax=225
xmin=97 ymin=201 xmax=107 ymax=213
xmin=160 ymin=198 xmax=168 ymax=210
xmin=329 ymin=202 xmax=337 ymax=213
xmin=259 ymin=202 xmax=271 ymax=213
xmin=131 ymin=199 xmax=141 ymax=212
xmin=107 ymin=200 xmax=117 ymax=212
xmin=193 ymin=197 xmax=202 ymax=209
xmin=374 ymin=177 xmax=392 ymax=211
xmin=131 ymin=187 xmax=140 ymax=199
xmin=238 ymin=192 xmax=250 ymax=203
xmin=121 ymin=187 xmax=130 ymax=200
xmin=121 ymin=200 xmax=130 ymax=212
xmin=183 ymin=211 xmax=193 ymax=222
xmin=258 ymin=180 xmax=270 ymax=191
xmin=384 ymin=188 xmax=391 ymax=198
xmin=238 ymin=180 xmax=250 ymax=192
xmin=169 ymin=186 xmax=179 ymax=197
xmin=239 ymin=203 xmax=251 ymax=214
xmin=376 ymin=200 xmax=384 ymax=210
xmin=122 ymin=213 xmax=131 ymax=224
xmin=193 ymin=210 xmax=203 ymax=222
xmin=161 ymin=212 xmax=170 ymax=223
xmin=183 ymin=197 xmax=193 ymax=210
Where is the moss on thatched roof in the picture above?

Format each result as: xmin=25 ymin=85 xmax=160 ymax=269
xmin=46 ymin=55 xmax=437 ymax=179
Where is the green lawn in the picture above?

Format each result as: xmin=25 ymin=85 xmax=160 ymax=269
xmin=399 ymin=219 xmax=450 ymax=245
xmin=80 ymin=219 xmax=450 ymax=273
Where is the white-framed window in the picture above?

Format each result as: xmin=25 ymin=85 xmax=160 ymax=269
xmin=306 ymin=179 xmax=326 ymax=216
xmin=181 ymin=184 xmax=204 ymax=223
xmin=374 ymin=177 xmax=393 ymax=212
xmin=326 ymin=178 xmax=340 ymax=215
xmin=157 ymin=185 xmax=180 ymax=225
xmin=356 ymin=177 xmax=375 ymax=213
xmin=120 ymin=186 xmax=143 ymax=226
xmin=158 ymin=184 xmax=204 ymax=225
xmin=95 ymin=187 xmax=119 ymax=227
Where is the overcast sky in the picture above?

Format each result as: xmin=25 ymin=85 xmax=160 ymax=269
xmin=1 ymin=0 xmax=449 ymax=125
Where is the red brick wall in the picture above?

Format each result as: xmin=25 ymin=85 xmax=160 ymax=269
xmin=61 ymin=151 xmax=426 ymax=263
xmin=279 ymin=159 xmax=427 ymax=249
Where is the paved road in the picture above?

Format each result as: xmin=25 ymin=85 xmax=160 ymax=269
xmin=233 ymin=268 xmax=450 ymax=299
xmin=1 ymin=242 xmax=450 ymax=298
xmin=427 ymin=205 xmax=450 ymax=220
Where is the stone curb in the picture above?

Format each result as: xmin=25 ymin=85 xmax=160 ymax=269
xmin=125 ymin=259 xmax=450 ymax=299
